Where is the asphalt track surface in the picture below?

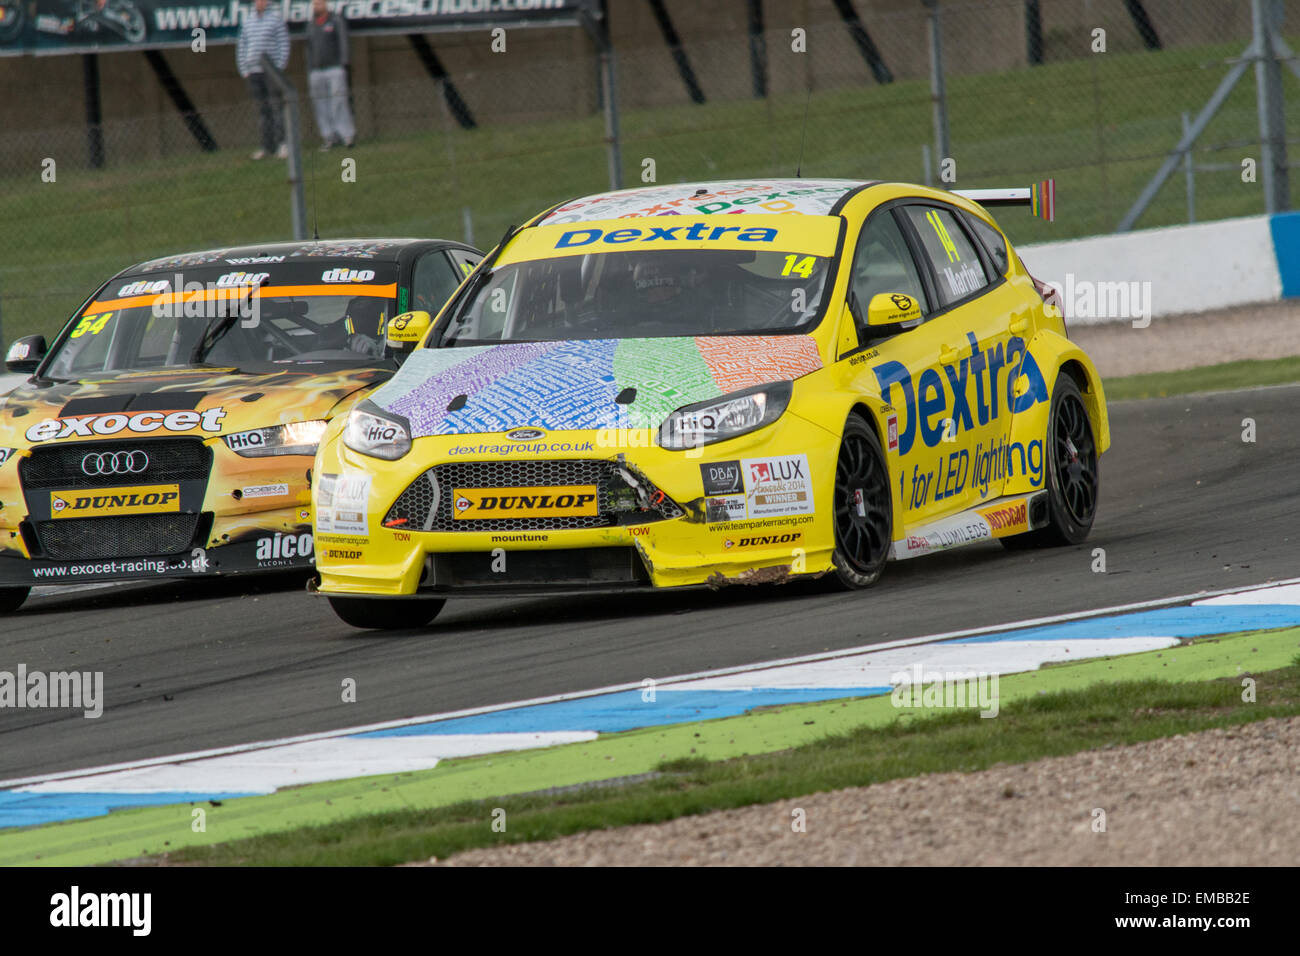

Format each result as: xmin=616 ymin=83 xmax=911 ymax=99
xmin=2 ymin=385 xmax=1296 ymax=779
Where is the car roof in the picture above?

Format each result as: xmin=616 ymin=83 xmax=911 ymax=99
xmin=123 ymin=238 xmax=463 ymax=277
xmin=534 ymin=179 xmax=877 ymax=225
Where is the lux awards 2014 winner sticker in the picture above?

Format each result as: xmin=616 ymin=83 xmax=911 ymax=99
xmin=702 ymin=454 xmax=814 ymax=523
xmin=317 ymin=473 xmax=371 ymax=536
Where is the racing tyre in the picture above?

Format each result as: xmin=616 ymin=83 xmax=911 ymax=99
xmin=1001 ymin=375 xmax=1099 ymax=549
xmin=831 ymin=415 xmax=893 ymax=589
xmin=328 ymin=596 xmax=445 ymax=630
xmin=0 ymin=587 xmax=29 ymax=613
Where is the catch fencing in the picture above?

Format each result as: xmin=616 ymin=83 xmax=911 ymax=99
xmin=0 ymin=0 xmax=1294 ymax=343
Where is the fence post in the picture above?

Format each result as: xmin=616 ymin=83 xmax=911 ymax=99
xmin=924 ymin=1 xmax=951 ymax=178
xmin=1253 ymin=0 xmax=1288 ymax=214
xmin=581 ymin=9 xmax=622 ymax=191
xmin=261 ymin=54 xmax=307 ymax=241
xmin=82 ymin=53 xmax=105 ymax=170
xmin=1024 ymin=0 xmax=1043 ymax=65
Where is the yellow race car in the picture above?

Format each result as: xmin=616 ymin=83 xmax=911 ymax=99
xmin=0 ymin=238 xmax=481 ymax=612
xmin=313 ymin=178 xmax=1107 ymax=629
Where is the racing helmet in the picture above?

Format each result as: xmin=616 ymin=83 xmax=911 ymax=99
xmin=342 ymin=296 xmax=388 ymax=356
xmin=344 ymin=296 xmax=387 ymax=339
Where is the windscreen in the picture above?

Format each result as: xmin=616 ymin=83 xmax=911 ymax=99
xmin=441 ymin=248 xmax=832 ymax=345
xmin=43 ymin=261 xmax=399 ymax=379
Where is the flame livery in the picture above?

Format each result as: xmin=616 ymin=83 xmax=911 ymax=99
xmin=309 ymin=179 xmax=1109 ymax=630
xmin=0 ymin=238 xmax=481 ymax=612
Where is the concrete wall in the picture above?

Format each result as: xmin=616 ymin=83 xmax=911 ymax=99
xmin=1018 ymin=212 xmax=1292 ymax=325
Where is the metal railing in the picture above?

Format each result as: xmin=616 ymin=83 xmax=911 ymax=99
xmin=261 ymin=54 xmax=307 ymax=241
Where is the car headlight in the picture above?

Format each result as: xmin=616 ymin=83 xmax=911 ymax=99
xmin=658 ymin=381 xmax=792 ymax=450
xmin=223 ymin=420 xmax=329 ymax=457
xmin=342 ymin=402 xmax=411 ymax=461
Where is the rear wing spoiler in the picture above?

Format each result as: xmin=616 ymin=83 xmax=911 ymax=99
xmin=952 ymin=179 xmax=1056 ymax=222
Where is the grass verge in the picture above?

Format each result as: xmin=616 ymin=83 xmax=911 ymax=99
xmin=1104 ymin=356 xmax=1300 ymax=401
xmin=1 ymin=38 xmax=1288 ymax=341
xmin=6 ymin=624 xmax=1290 ymax=865
xmin=158 ymin=653 xmax=1300 ymax=866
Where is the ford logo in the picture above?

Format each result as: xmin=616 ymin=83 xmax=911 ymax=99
xmin=505 ymin=428 xmax=545 ymax=441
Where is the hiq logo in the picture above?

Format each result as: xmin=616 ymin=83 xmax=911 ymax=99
xmin=872 ymin=332 xmax=1047 ymax=455
xmin=224 ymin=430 xmax=265 ymax=451
xmin=555 ymin=223 xmax=779 ymax=248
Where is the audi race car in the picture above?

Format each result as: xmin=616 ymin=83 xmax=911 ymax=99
xmin=312 ymin=178 xmax=1108 ymax=630
xmin=0 ymin=237 xmax=482 ymax=612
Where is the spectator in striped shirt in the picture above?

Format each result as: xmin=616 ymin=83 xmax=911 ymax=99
xmin=237 ymin=0 xmax=292 ymax=160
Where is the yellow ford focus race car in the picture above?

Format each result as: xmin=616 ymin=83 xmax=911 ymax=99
xmin=313 ymin=179 xmax=1107 ymax=630
xmin=0 ymin=238 xmax=481 ymax=612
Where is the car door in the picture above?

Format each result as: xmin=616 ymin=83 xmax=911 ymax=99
xmin=892 ymin=202 xmax=1015 ymax=516
xmin=961 ymin=210 xmax=1049 ymax=493
xmin=835 ymin=205 xmax=952 ymax=527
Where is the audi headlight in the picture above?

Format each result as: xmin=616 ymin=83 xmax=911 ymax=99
xmin=342 ymin=402 xmax=411 ymax=461
xmin=223 ymin=420 xmax=328 ymax=457
xmin=658 ymin=381 xmax=792 ymax=450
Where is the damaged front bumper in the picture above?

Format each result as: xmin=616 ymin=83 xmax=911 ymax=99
xmin=312 ymin=417 xmax=841 ymax=598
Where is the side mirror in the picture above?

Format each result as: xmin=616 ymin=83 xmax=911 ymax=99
xmin=5 ymin=335 xmax=47 ymax=374
xmin=384 ymin=310 xmax=431 ymax=352
xmin=866 ymin=293 xmax=922 ymax=328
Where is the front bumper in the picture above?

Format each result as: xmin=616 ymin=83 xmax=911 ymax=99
xmin=313 ymin=417 xmax=842 ymax=598
xmin=0 ymin=435 xmax=319 ymax=588
xmin=0 ymin=521 xmax=315 ymax=586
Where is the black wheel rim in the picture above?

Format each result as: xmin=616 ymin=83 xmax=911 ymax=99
xmin=1054 ymin=393 xmax=1098 ymax=525
xmin=834 ymin=432 xmax=892 ymax=574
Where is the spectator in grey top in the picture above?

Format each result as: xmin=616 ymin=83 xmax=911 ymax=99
xmin=306 ymin=0 xmax=356 ymax=149
xmin=237 ymin=0 xmax=291 ymax=160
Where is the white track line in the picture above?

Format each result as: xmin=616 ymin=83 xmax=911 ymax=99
xmin=19 ymin=732 xmax=599 ymax=795
xmin=5 ymin=574 xmax=1299 ymax=790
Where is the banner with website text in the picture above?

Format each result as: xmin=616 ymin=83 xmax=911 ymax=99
xmin=0 ymin=0 xmax=592 ymax=56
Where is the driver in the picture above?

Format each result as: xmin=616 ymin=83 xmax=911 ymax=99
xmin=632 ymin=257 xmax=686 ymax=308
xmin=629 ymin=252 xmax=753 ymax=328
xmin=341 ymin=296 xmax=387 ymax=356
